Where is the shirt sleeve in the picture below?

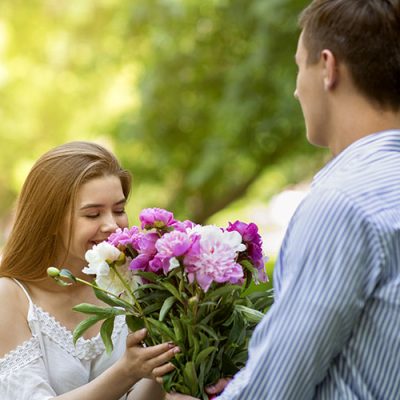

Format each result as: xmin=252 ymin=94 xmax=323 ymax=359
xmin=0 ymin=338 xmax=57 ymax=400
xmin=218 ymin=188 xmax=383 ymax=400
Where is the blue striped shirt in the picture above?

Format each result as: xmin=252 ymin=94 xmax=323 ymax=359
xmin=218 ymin=130 xmax=400 ymax=399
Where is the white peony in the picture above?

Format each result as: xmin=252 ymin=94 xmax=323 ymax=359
xmin=83 ymin=242 xmax=121 ymax=276
xmin=96 ymin=259 xmax=141 ymax=297
xmin=83 ymin=241 xmax=140 ymax=297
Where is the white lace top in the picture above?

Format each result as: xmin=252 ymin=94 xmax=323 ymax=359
xmin=0 ymin=280 xmax=129 ymax=400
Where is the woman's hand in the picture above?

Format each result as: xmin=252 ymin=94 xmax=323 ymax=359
xmin=122 ymin=328 xmax=180 ymax=383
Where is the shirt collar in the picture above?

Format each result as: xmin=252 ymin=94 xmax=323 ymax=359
xmin=312 ymin=129 xmax=400 ymax=188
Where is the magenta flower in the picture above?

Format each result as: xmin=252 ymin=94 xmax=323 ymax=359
xmin=127 ymin=232 xmax=159 ymax=272
xmin=139 ymin=208 xmax=177 ymax=230
xmin=227 ymin=221 xmax=267 ymax=283
xmin=129 ymin=253 xmax=154 ymax=271
xmin=133 ymin=232 xmax=159 ymax=254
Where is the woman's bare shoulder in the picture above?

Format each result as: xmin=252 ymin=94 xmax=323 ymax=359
xmin=0 ymin=277 xmax=32 ymax=358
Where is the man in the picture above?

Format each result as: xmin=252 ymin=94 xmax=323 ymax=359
xmin=167 ymin=0 xmax=400 ymax=398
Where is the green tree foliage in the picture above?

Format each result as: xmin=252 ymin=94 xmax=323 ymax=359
xmin=0 ymin=0 xmax=140 ymax=224
xmin=0 ymin=0 xmax=324 ymax=237
xmin=113 ymin=0 xmax=320 ymax=222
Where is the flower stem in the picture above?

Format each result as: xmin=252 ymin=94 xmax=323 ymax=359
xmin=110 ymin=265 xmax=154 ymax=342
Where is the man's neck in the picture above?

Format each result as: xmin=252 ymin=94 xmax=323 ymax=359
xmin=328 ymin=98 xmax=400 ymax=156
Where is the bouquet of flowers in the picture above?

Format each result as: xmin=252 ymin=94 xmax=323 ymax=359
xmin=48 ymin=208 xmax=272 ymax=399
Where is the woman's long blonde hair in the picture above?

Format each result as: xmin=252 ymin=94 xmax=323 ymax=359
xmin=0 ymin=141 xmax=131 ymax=281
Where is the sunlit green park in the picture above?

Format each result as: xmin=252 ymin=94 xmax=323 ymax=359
xmin=0 ymin=0 xmax=329 ymax=276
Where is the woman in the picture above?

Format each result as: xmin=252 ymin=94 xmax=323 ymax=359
xmin=0 ymin=141 xmax=178 ymax=400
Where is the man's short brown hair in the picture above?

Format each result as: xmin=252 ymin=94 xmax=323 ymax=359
xmin=299 ymin=0 xmax=400 ymax=111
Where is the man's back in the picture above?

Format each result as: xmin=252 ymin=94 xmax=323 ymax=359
xmin=216 ymin=130 xmax=400 ymax=400
xmin=310 ymin=130 xmax=400 ymax=398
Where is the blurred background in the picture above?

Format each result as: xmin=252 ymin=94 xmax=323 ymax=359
xmin=0 ymin=0 xmax=329 ymax=277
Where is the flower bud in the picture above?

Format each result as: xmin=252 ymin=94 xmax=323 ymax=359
xmin=188 ymin=295 xmax=199 ymax=306
xmin=47 ymin=267 xmax=60 ymax=278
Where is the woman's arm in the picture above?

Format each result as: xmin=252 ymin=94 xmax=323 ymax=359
xmin=55 ymin=329 xmax=178 ymax=400
xmin=0 ymin=279 xmax=178 ymax=400
xmin=127 ymin=379 xmax=165 ymax=400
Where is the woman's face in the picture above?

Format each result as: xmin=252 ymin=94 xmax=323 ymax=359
xmin=58 ymin=174 xmax=129 ymax=271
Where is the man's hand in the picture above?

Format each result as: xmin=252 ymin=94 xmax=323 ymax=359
xmin=165 ymin=377 xmax=231 ymax=400
xmin=205 ymin=378 xmax=231 ymax=396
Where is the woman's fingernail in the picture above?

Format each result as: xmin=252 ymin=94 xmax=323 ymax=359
xmin=173 ymin=346 xmax=180 ymax=353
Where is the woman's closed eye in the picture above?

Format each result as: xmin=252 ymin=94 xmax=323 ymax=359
xmin=85 ymin=213 xmax=100 ymax=219
xmin=113 ymin=209 xmax=126 ymax=215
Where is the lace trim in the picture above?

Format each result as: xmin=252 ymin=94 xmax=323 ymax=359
xmin=31 ymin=305 xmax=125 ymax=361
xmin=217 ymin=368 xmax=250 ymax=400
xmin=0 ymin=338 xmax=41 ymax=376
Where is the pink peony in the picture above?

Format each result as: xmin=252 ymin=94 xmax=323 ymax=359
xmin=184 ymin=226 xmax=245 ymax=292
xmin=153 ymin=230 xmax=195 ymax=274
xmin=172 ymin=219 xmax=196 ymax=232
xmin=108 ymin=226 xmax=140 ymax=247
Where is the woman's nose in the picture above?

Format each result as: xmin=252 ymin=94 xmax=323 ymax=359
xmin=100 ymin=214 xmax=118 ymax=232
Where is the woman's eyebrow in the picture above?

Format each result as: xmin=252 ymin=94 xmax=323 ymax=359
xmin=79 ymin=198 xmax=126 ymax=210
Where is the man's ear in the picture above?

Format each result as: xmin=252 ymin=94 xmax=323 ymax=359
xmin=321 ymin=49 xmax=338 ymax=91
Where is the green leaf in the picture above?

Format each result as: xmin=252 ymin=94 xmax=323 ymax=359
xmin=231 ymin=349 xmax=249 ymax=366
xmin=54 ymin=278 xmax=72 ymax=287
xmin=135 ymin=283 xmax=165 ymax=291
xmin=240 ymin=259 xmax=259 ymax=275
xmin=197 ymin=301 xmax=218 ymax=308
xmin=172 ymin=318 xmax=185 ymax=344
xmin=159 ymin=296 xmax=176 ymax=321
xmin=93 ymin=286 xmax=132 ymax=309
xmin=195 ymin=346 xmax=217 ymax=366
xmin=190 ymin=332 xmax=200 ymax=361
xmin=138 ymin=291 xmax=168 ymax=303
xmin=183 ymin=361 xmax=198 ymax=395
xmin=247 ymin=289 xmax=274 ymax=311
xmin=142 ymin=302 xmax=163 ymax=315
xmin=162 ymin=370 xmax=177 ymax=393
xmin=227 ymin=312 xmax=246 ymax=344
xmin=199 ymin=306 xmax=229 ymax=326
xmin=159 ymin=282 xmax=183 ymax=303
xmin=73 ymin=303 xmax=124 ymax=317
xmin=198 ymin=332 xmax=210 ymax=349
xmin=72 ymin=315 xmax=104 ymax=344
xmin=134 ymin=270 xmax=160 ymax=282
xmin=205 ymin=284 xmax=241 ymax=300
xmin=197 ymin=324 xmax=219 ymax=341
xmin=171 ymin=383 xmax=192 ymax=395
xmin=100 ymin=317 xmax=115 ymax=354
xmin=59 ymin=269 xmax=77 ymax=282
xmin=125 ymin=314 xmax=145 ymax=332
xmin=235 ymin=305 xmax=265 ymax=323
xmin=147 ymin=318 xmax=176 ymax=341
xmin=222 ymin=352 xmax=241 ymax=375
